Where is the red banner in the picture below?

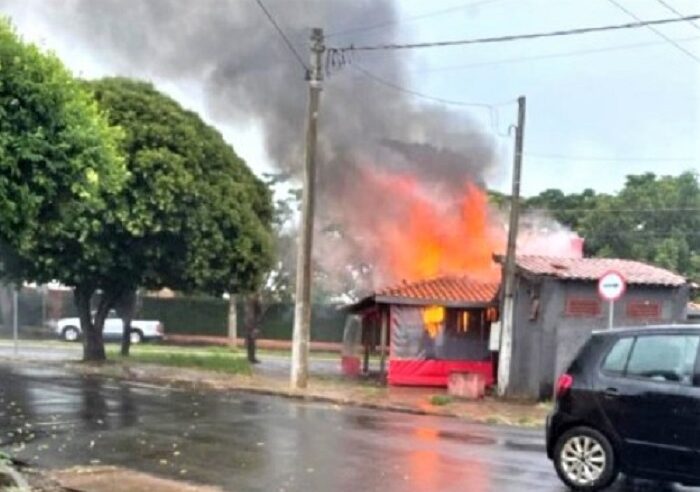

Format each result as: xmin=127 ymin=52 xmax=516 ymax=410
xmin=388 ymin=359 xmax=494 ymax=387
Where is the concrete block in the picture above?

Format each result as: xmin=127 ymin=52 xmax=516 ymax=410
xmin=447 ymin=372 xmax=485 ymax=400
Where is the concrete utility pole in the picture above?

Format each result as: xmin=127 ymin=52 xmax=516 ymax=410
xmin=291 ymin=28 xmax=324 ymax=389
xmin=498 ymin=95 xmax=526 ymax=397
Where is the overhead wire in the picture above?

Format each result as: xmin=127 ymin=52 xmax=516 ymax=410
xmin=329 ymin=14 xmax=700 ymax=52
xmin=408 ymin=35 xmax=700 ymax=73
xmin=252 ymin=0 xmax=309 ymax=72
xmin=351 ymin=64 xmax=508 ymax=108
xmin=326 ymin=0 xmax=506 ymax=38
xmin=329 ymin=6 xmax=700 ymax=186
xmin=653 ymin=0 xmax=700 ymax=33
xmin=605 ymin=0 xmax=700 ymax=62
xmin=573 ymin=231 xmax=700 ymax=238
xmin=525 ymin=153 xmax=696 ymax=163
xmin=524 ymin=207 xmax=700 ymax=213
xmin=350 ymin=63 xmax=516 ymax=136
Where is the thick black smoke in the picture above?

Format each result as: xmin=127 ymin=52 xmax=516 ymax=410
xmin=2 ymin=0 xmax=500 ymax=293
xmin=1 ymin=0 xmax=496 ymax=181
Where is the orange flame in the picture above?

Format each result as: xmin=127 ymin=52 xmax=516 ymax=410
xmin=355 ymin=168 xmax=506 ymax=284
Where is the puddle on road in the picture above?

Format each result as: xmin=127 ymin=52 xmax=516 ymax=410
xmin=347 ymin=413 xmax=498 ymax=446
xmin=502 ymin=440 xmax=546 ymax=453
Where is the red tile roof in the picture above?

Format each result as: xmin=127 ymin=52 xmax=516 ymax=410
xmin=369 ymin=276 xmax=500 ymax=307
xmin=514 ymin=255 xmax=686 ymax=287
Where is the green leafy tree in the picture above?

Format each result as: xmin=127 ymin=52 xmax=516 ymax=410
xmin=581 ymin=172 xmax=700 ymax=281
xmin=524 ymin=188 xmax=600 ymax=230
xmin=0 ymin=19 xmax=126 ymax=357
xmin=84 ymin=77 xmax=274 ymax=357
xmin=496 ymin=172 xmax=698 ymax=282
xmin=261 ymin=178 xmax=299 ymax=304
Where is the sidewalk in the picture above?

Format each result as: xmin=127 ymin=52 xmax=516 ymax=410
xmin=59 ymin=358 xmax=550 ymax=428
xmin=163 ymin=335 xmax=342 ymax=353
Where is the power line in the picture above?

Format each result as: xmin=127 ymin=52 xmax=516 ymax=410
xmin=525 ymin=207 xmax=700 ymax=213
xmin=525 ymin=153 xmax=696 ymax=163
xmin=409 ymin=35 xmax=700 ymax=73
xmin=350 ymin=63 xmax=516 ymax=135
xmin=654 ymin=0 xmax=700 ymax=33
xmin=331 ymin=14 xmax=700 ymax=52
xmin=326 ymin=0 xmax=505 ymax=38
xmin=606 ymin=0 xmax=700 ymax=62
xmin=581 ymin=231 xmax=700 ymax=238
xmin=252 ymin=0 xmax=309 ymax=72
xmin=351 ymin=64 xmax=509 ymax=108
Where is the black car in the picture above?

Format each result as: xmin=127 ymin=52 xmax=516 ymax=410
xmin=546 ymin=326 xmax=700 ymax=491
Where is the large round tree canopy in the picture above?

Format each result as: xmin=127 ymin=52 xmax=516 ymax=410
xmin=84 ymin=77 xmax=274 ymax=295
xmin=0 ymin=19 xmax=125 ymax=285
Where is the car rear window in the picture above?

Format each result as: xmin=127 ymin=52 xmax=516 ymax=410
xmin=626 ymin=335 xmax=700 ymax=384
xmin=601 ymin=337 xmax=634 ymax=375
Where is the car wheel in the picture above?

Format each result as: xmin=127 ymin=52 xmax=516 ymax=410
xmin=129 ymin=330 xmax=143 ymax=345
xmin=62 ymin=326 xmax=80 ymax=342
xmin=553 ymin=426 xmax=618 ymax=491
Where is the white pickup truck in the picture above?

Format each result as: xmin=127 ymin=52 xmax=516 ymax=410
xmin=55 ymin=310 xmax=164 ymax=344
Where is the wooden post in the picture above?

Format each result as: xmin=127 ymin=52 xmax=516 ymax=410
xmin=362 ymin=341 xmax=370 ymax=375
xmin=379 ymin=306 xmax=389 ymax=381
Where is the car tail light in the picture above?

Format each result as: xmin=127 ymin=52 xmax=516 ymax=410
xmin=555 ymin=373 xmax=573 ymax=398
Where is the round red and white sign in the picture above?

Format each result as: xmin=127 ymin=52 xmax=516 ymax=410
xmin=598 ymin=270 xmax=626 ymax=301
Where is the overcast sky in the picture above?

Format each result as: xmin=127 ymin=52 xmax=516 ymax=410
xmin=3 ymin=0 xmax=700 ymax=196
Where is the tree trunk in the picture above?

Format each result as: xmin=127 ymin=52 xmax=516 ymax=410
xmin=115 ymin=289 xmax=137 ymax=357
xmin=75 ymin=285 xmax=113 ymax=362
xmin=244 ymin=294 xmax=263 ymax=364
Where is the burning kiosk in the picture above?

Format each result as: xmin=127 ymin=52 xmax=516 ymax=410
xmin=345 ymin=276 xmax=500 ymax=386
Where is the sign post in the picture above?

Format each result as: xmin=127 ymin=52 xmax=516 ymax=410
xmin=598 ymin=271 xmax=626 ymax=329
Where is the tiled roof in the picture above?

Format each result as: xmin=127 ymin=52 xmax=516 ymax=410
xmin=372 ymin=276 xmax=500 ymax=306
xmin=514 ymin=255 xmax=686 ymax=287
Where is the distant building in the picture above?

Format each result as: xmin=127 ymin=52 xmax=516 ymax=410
xmin=500 ymin=255 xmax=690 ymax=399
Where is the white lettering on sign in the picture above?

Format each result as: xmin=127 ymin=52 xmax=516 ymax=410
xmin=598 ymin=271 xmax=626 ymax=301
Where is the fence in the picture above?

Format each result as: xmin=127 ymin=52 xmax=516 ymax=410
xmin=0 ymin=286 xmax=347 ymax=343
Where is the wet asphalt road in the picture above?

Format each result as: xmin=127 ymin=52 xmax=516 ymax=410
xmin=0 ymin=364 xmax=697 ymax=492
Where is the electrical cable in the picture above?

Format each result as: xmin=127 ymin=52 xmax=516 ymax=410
xmin=654 ymin=0 xmax=700 ymax=33
xmin=351 ymin=64 xmax=507 ymax=108
xmin=524 ymin=207 xmax=700 ymax=213
xmin=408 ymin=35 xmax=700 ymax=73
xmin=326 ymin=0 xmax=506 ymax=38
xmin=252 ymin=0 xmax=309 ymax=72
xmin=350 ymin=63 xmax=516 ymax=135
xmin=525 ymin=153 xmax=696 ymax=163
xmin=606 ymin=0 xmax=700 ymax=62
xmin=330 ymin=14 xmax=700 ymax=52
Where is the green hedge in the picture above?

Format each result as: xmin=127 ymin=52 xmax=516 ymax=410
xmin=13 ymin=288 xmax=347 ymax=342
xmin=139 ymin=297 xmax=346 ymax=342
xmin=140 ymin=296 xmax=228 ymax=336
